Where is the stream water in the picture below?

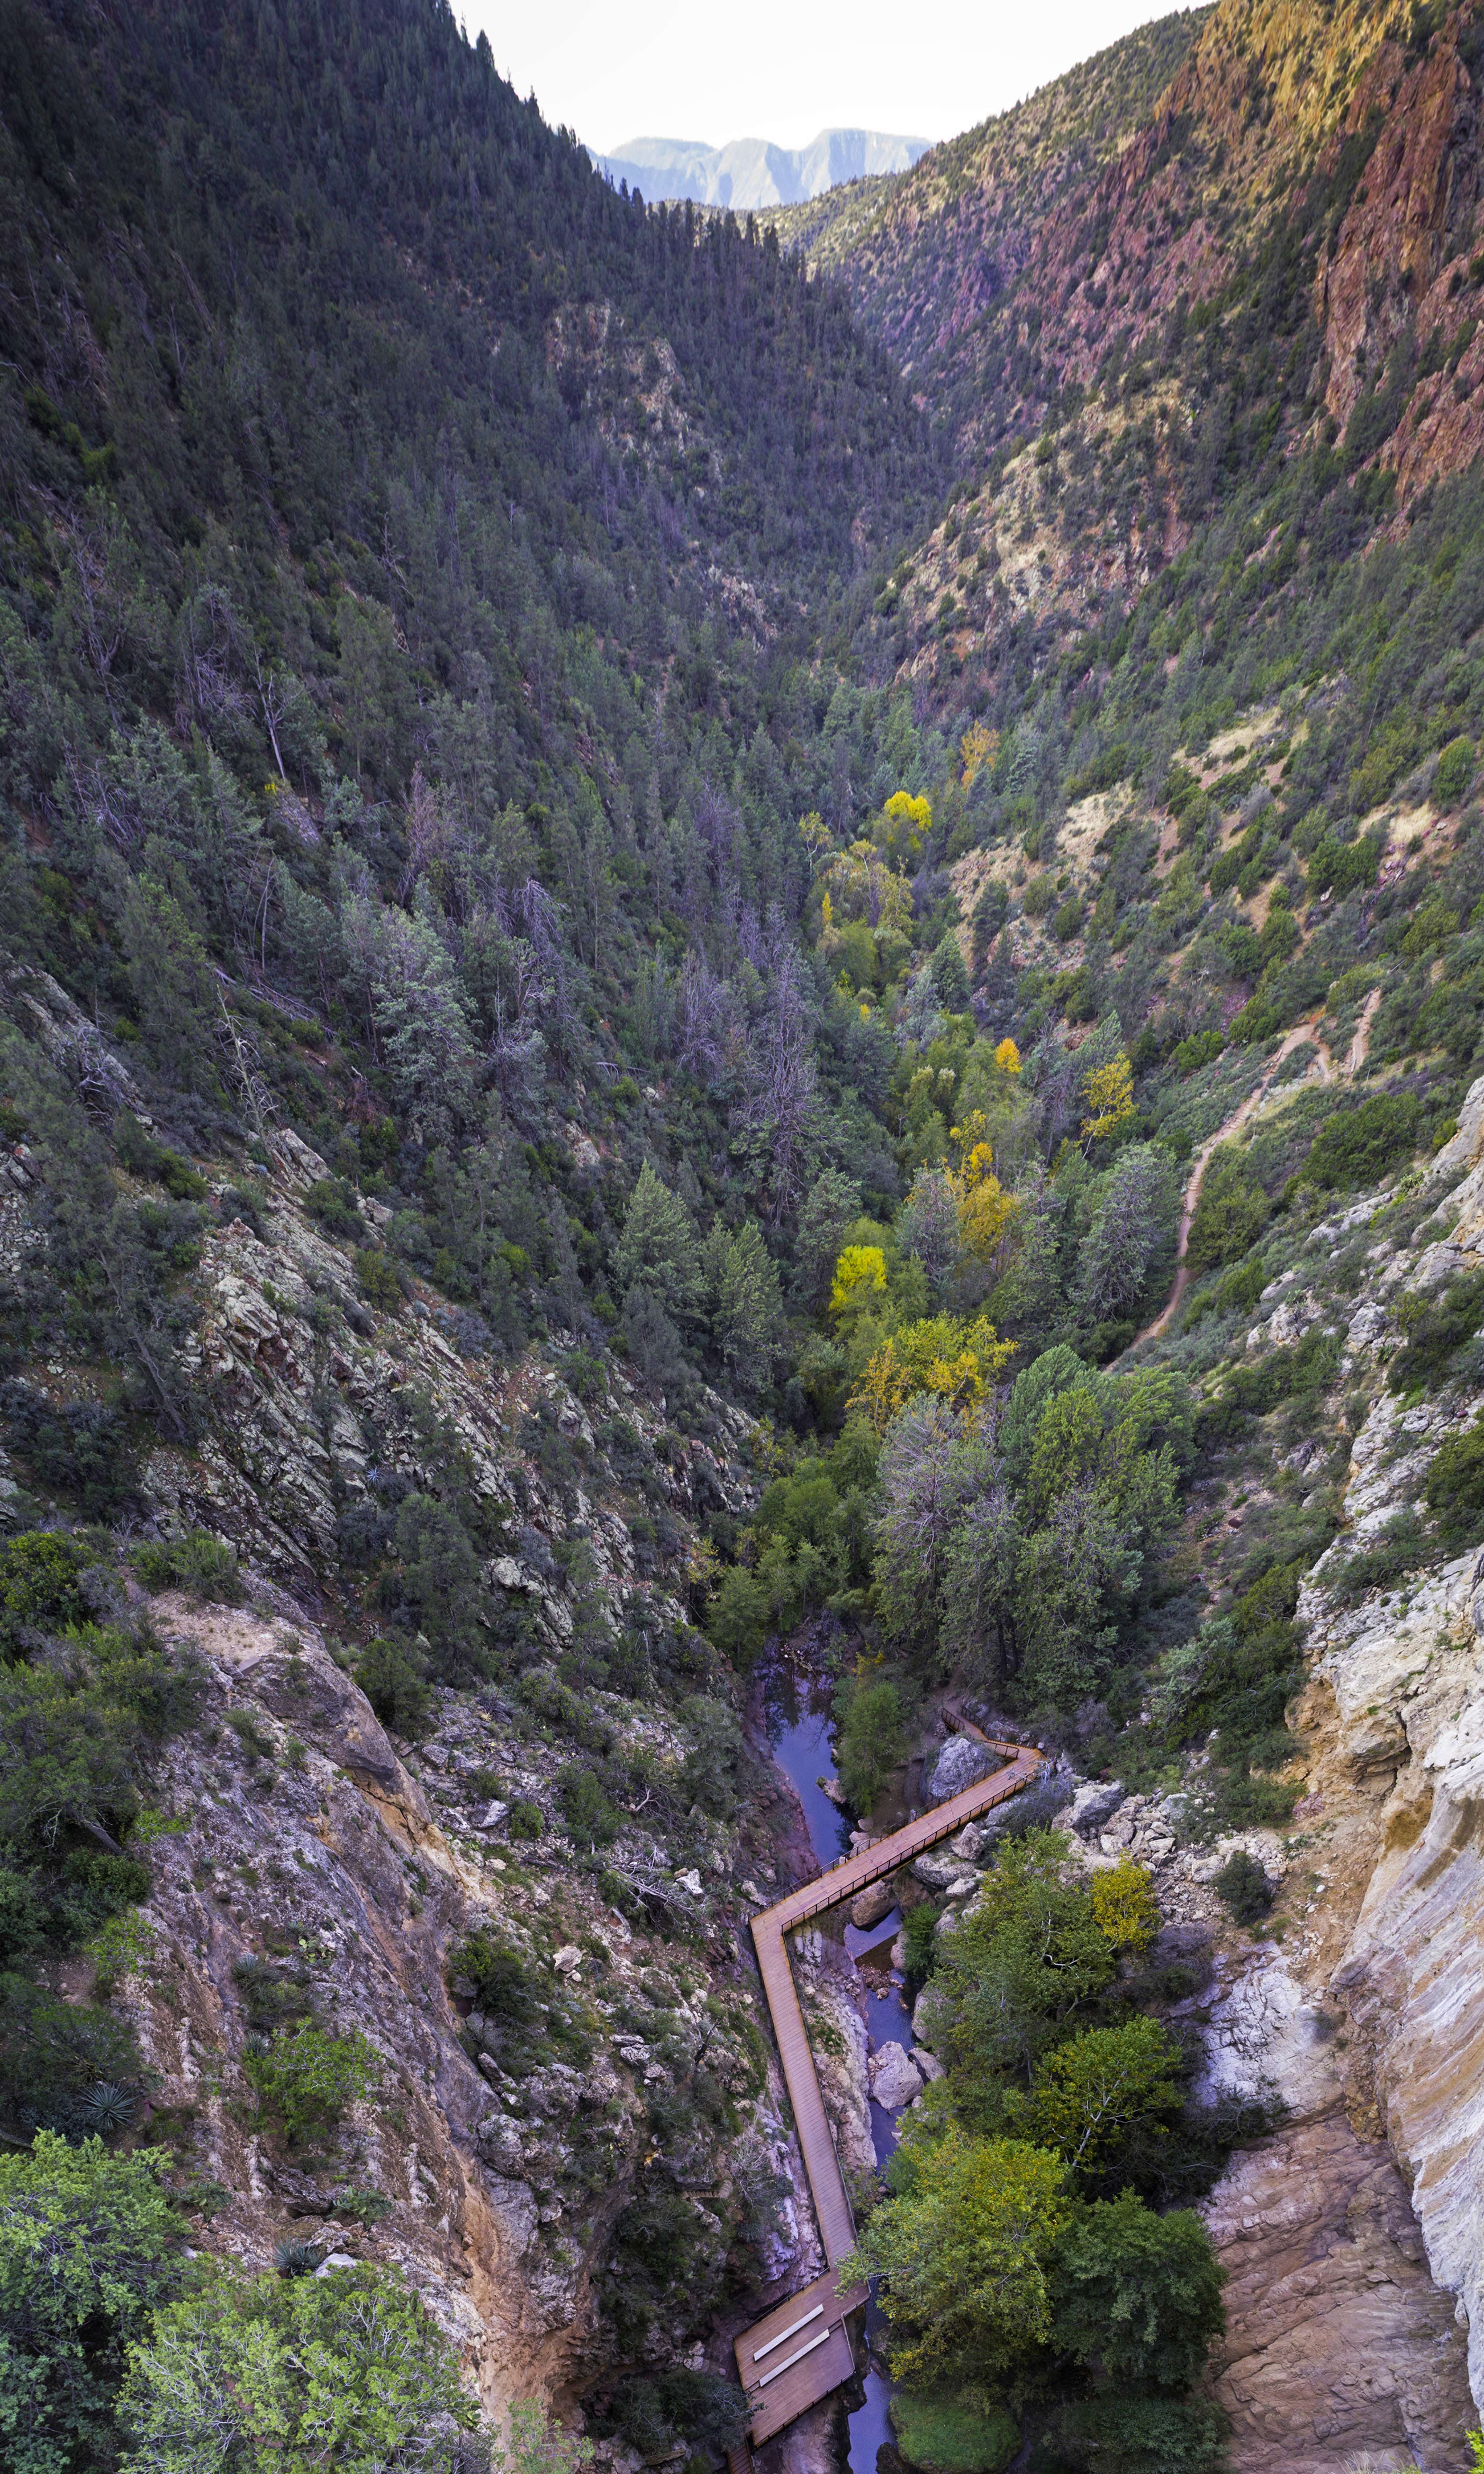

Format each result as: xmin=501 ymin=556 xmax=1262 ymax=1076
xmin=760 ymin=1662 xmax=914 ymax=2474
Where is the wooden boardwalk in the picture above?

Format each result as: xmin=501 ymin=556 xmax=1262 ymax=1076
xmin=731 ymin=1730 xmax=1042 ymax=2450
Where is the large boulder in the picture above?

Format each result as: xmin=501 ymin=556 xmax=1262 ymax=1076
xmin=927 ymin=1734 xmax=997 ymax=1804
xmin=868 ymin=2042 xmax=924 ymax=2110
xmin=912 ymin=1850 xmax=978 ymax=1893
xmin=1065 ymin=1779 xmax=1125 ymax=1838
xmin=850 ymin=1880 xmax=896 ymax=1930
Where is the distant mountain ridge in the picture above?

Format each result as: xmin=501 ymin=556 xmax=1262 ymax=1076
xmin=591 ymin=126 xmax=931 ymax=210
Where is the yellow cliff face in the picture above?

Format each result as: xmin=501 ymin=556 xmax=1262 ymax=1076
xmin=1182 ymin=0 xmax=1417 ymax=154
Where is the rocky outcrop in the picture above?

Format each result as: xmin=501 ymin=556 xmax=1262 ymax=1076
xmin=111 ymin=1590 xmax=810 ymax=2417
xmin=1184 ymin=1075 xmax=1484 ymax=2466
xmin=1204 ymin=2111 xmax=1477 ymax=2474
xmin=925 ymin=1733 xmax=997 ymax=1803
xmin=789 ymin=1927 xmax=876 ymax=2195
xmin=867 ymin=2042 xmax=923 ymax=2110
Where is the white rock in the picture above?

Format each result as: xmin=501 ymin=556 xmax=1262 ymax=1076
xmin=476 ymin=1800 xmax=509 ymax=1831
xmin=1066 ymin=1779 xmax=1125 ymax=1838
xmin=927 ymin=1734 xmax=997 ymax=1802
xmin=1405 ymin=1240 xmax=1466 ymax=1294
xmin=1345 ymin=1302 xmax=1389 ymax=1352
xmin=868 ymin=2041 xmax=924 ymax=2109
xmin=674 ymin=1868 xmax=705 ymax=1897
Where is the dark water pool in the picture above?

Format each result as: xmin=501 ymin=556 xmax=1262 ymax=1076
xmin=761 ymin=1662 xmax=914 ymax=2474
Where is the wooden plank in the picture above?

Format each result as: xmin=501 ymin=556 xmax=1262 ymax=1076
xmin=750 ymin=1742 xmax=1042 ymax=2274
xmin=745 ymin=2323 xmax=857 ymax=2445
xmin=732 ymin=1735 xmax=1043 ymax=2447
xmin=734 ymin=2268 xmax=867 ymax=2383
xmin=763 ymin=1743 xmax=1043 ymax=1932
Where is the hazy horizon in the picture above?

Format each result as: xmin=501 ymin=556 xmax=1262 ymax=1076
xmin=463 ymin=0 xmax=1193 ymax=158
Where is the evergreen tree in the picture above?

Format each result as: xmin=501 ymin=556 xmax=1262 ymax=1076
xmin=614 ymin=1164 xmax=701 ymax=1319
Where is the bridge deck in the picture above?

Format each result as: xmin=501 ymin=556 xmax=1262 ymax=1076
xmin=732 ymin=1730 xmax=1041 ymax=2448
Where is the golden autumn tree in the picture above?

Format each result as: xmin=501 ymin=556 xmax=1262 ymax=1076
xmin=1080 ymin=1052 xmax=1135 ymax=1152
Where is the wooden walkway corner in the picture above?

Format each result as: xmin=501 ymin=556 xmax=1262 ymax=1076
xmin=732 ymin=1730 xmax=1042 ymax=2445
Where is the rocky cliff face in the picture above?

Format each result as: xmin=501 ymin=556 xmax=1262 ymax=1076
xmin=1175 ymin=1079 xmax=1484 ymax=2468
xmin=0 ymin=986 xmax=836 ymax=2428
xmin=816 ymin=0 xmax=1479 ymax=445
xmin=100 ymin=1570 xmax=825 ymax=2425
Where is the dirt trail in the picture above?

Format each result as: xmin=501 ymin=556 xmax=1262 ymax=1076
xmin=1136 ymin=985 xmax=1382 ymax=1346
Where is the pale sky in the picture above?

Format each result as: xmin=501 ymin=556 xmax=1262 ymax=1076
xmin=462 ymin=0 xmax=1186 ymax=158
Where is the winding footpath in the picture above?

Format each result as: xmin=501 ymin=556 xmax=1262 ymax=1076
xmin=729 ymin=1734 xmax=1042 ymax=2455
xmin=1137 ymin=987 xmax=1383 ymax=1346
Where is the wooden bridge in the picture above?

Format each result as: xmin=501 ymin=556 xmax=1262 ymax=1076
xmin=729 ymin=1728 xmax=1043 ymax=2460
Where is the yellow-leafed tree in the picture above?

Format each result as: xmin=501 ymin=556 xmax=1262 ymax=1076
xmin=1081 ymin=1052 xmax=1135 ymax=1151
xmin=1089 ymin=1857 xmax=1160 ymax=1956
xmin=828 ymin=1244 xmax=888 ymax=1322
xmin=960 ymin=722 xmax=1000 ymax=787
xmin=850 ymin=1312 xmax=1014 ymax=1433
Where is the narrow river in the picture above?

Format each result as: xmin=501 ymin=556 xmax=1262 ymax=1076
xmin=761 ymin=1662 xmax=915 ymax=2474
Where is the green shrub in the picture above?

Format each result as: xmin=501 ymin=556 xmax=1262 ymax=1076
xmin=0 ymin=2131 xmax=183 ymax=2471
xmin=451 ymin=1927 xmax=540 ymax=2046
xmin=1434 ymin=734 xmax=1475 ymax=809
xmin=610 ymin=2369 xmax=750 ymax=2463
xmin=1304 ymin=1091 xmax=1418 ymax=1189
xmin=1212 ymin=1849 xmax=1272 ymax=1925
xmin=1185 ymin=1256 xmax=1267 ymax=1327
xmin=354 ymin=1635 xmax=430 ymax=1738
xmin=558 ymin=1763 xmax=620 ymax=1848
xmin=132 ymin=1530 xmax=243 ymax=1604
xmin=1185 ymin=1173 xmax=1269 ymax=1274
xmin=1305 ymin=829 xmax=1385 ymax=899
xmin=1386 ymin=1271 xmax=1484 ymax=1393
xmin=222 ymin=1710 xmax=274 ymax=1772
xmin=835 ymin=1672 xmax=908 ymax=1814
xmin=1045 ymin=2392 xmax=1230 ymax=2473
xmin=704 ymin=1565 xmax=769 ymax=1670
xmin=0 ymin=1866 xmax=48 ymax=1962
xmin=1198 ymin=1326 xmax=1341 ymax=1445
xmin=302 ymin=1176 xmax=364 ymax=1239
xmin=1323 ymin=1510 xmax=1434 ymax=1600
xmin=118 ymin=2260 xmax=482 ymax=2471
xmin=1227 ymin=995 xmax=1281 ymax=1043
xmin=245 ymin=2020 xmax=377 ymax=2141
xmin=902 ymin=1900 xmax=941 ymax=1994
xmin=233 ymin=1957 xmax=314 ymax=2033
xmin=1023 ymin=875 xmax=1057 ymax=919
xmin=1423 ymin=1413 xmax=1484 ymax=1536
xmin=1052 ymin=898 xmax=1084 ymax=943
xmin=0 ymin=1531 xmax=92 ymax=1647
xmin=0 ymin=1386 xmax=136 ymax=1519
xmin=506 ymin=1799 xmax=544 ymax=1840
xmin=114 ymin=1112 xmax=207 ymax=1199
xmin=891 ymin=2386 xmax=1018 ymax=2474
xmin=1171 ymin=1028 xmax=1224 ymax=1076
xmin=354 ymin=1247 xmax=404 ymax=1311
xmin=0 ymin=1622 xmax=203 ymax=1880
xmin=1049 ymin=2192 xmax=1225 ymax=2391
xmin=0 ymin=1974 xmax=144 ymax=2137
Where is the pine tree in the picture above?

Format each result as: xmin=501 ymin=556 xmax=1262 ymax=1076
xmin=614 ymin=1163 xmax=700 ymax=1318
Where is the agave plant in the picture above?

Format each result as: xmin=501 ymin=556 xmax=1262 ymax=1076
xmin=80 ymin=2082 xmax=140 ymax=2135
xmin=273 ymin=2235 xmax=326 ymax=2278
